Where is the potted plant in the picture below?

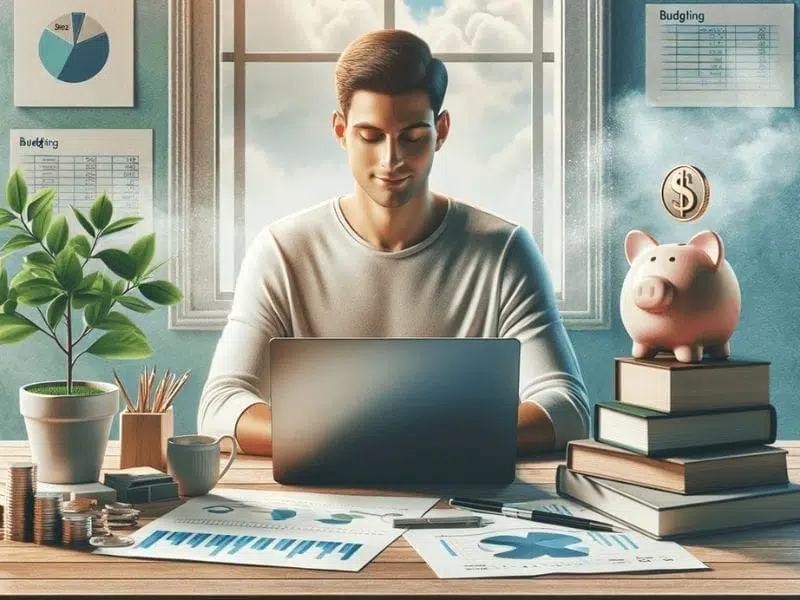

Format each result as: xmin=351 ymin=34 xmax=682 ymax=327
xmin=0 ymin=168 xmax=183 ymax=483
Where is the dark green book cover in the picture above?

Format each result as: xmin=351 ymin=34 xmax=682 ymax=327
xmin=593 ymin=401 xmax=777 ymax=457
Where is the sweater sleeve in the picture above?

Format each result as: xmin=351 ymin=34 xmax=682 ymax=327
xmin=197 ymin=229 xmax=290 ymax=446
xmin=497 ymin=227 xmax=591 ymax=450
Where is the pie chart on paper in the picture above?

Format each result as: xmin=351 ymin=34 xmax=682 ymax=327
xmin=38 ymin=12 xmax=110 ymax=83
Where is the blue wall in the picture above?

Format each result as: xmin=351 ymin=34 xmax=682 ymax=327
xmin=0 ymin=0 xmax=798 ymax=441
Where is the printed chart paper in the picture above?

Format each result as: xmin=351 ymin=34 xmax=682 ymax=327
xmin=646 ymin=4 xmax=794 ymax=107
xmin=14 ymin=0 xmax=134 ymax=106
xmin=9 ymin=129 xmax=153 ymax=248
xmin=93 ymin=488 xmax=439 ymax=572
xmin=404 ymin=502 xmax=709 ymax=579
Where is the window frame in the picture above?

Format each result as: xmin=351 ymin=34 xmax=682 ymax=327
xmin=168 ymin=0 xmax=608 ymax=330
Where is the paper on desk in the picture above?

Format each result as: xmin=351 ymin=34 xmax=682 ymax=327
xmin=404 ymin=503 xmax=709 ymax=579
xmin=93 ymin=488 xmax=438 ymax=572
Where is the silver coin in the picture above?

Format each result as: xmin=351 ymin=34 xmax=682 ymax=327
xmin=90 ymin=535 xmax=135 ymax=548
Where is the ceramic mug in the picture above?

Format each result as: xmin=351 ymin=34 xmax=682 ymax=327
xmin=167 ymin=434 xmax=237 ymax=496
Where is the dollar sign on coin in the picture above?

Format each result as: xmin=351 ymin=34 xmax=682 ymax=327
xmin=660 ymin=165 xmax=710 ymax=222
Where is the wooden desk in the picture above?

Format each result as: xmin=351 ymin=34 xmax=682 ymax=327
xmin=0 ymin=441 xmax=798 ymax=598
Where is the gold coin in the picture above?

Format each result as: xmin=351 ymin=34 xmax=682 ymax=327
xmin=660 ymin=165 xmax=710 ymax=222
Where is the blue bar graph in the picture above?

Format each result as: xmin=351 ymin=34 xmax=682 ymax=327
xmin=439 ymin=539 xmax=457 ymax=557
xmin=588 ymin=531 xmax=639 ymax=551
xmin=540 ymin=504 xmax=574 ymax=516
xmin=135 ymin=529 xmax=363 ymax=561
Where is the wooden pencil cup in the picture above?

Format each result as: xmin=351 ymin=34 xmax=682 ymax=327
xmin=119 ymin=407 xmax=174 ymax=471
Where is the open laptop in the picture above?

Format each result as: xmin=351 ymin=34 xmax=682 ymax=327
xmin=269 ymin=337 xmax=520 ymax=486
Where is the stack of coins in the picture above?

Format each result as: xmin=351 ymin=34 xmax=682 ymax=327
xmin=33 ymin=492 xmax=63 ymax=545
xmin=62 ymin=513 xmax=92 ymax=546
xmin=62 ymin=498 xmax=107 ymax=537
xmin=102 ymin=502 xmax=140 ymax=531
xmin=5 ymin=462 xmax=36 ymax=542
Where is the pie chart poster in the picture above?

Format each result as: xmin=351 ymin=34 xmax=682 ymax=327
xmin=13 ymin=0 xmax=134 ymax=107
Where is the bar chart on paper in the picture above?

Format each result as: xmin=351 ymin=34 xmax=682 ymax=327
xmin=646 ymin=4 xmax=794 ymax=107
xmin=92 ymin=489 xmax=438 ymax=572
xmin=137 ymin=530 xmax=363 ymax=562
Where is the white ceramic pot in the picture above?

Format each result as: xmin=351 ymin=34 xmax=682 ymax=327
xmin=19 ymin=380 xmax=118 ymax=484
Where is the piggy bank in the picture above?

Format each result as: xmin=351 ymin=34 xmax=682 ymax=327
xmin=620 ymin=230 xmax=741 ymax=363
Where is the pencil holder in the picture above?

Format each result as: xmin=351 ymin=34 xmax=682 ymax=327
xmin=119 ymin=407 xmax=174 ymax=471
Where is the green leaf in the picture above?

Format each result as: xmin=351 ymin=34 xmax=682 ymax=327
xmin=116 ymin=295 xmax=155 ymax=313
xmin=85 ymin=330 xmax=152 ymax=359
xmin=24 ymin=251 xmax=55 ymax=269
xmin=71 ymin=206 xmax=96 ymax=237
xmin=69 ymin=234 xmax=92 ymax=258
xmin=31 ymin=205 xmax=53 ymax=241
xmin=100 ymin=216 xmax=142 ymax=237
xmin=53 ymin=248 xmax=83 ymax=291
xmin=83 ymin=297 xmax=113 ymax=328
xmin=0 ymin=234 xmax=38 ymax=255
xmin=46 ymin=294 xmax=68 ymax=330
xmin=2 ymin=299 xmax=17 ymax=314
xmin=138 ymin=280 xmax=183 ymax=305
xmin=74 ymin=272 xmax=99 ymax=293
xmin=0 ymin=208 xmax=16 ymax=226
xmin=71 ymin=290 xmax=105 ymax=309
xmin=129 ymin=233 xmax=155 ymax=279
xmin=9 ymin=269 xmax=37 ymax=289
xmin=100 ymin=274 xmax=114 ymax=294
xmin=0 ymin=269 xmax=7 ymax=304
xmin=112 ymin=279 xmax=127 ymax=296
xmin=90 ymin=192 xmax=113 ymax=230
xmin=96 ymin=311 xmax=145 ymax=337
xmin=16 ymin=278 xmax=63 ymax=306
xmin=25 ymin=188 xmax=56 ymax=221
xmin=93 ymin=249 xmax=137 ymax=281
xmin=23 ymin=267 xmax=55 ymax=280
xmin=143 ymin=258 xmax=169 ymax=279
xmin=0 ymin=313 xmax=38 ymax=344
xmin=6 ymin=169 xmax=27 ymax=214
xmin=46 ymin=216 xmax=69 ymax=255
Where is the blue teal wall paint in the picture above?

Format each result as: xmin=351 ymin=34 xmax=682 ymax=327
xmin=0 ymin=1 xmax=798 ymax=441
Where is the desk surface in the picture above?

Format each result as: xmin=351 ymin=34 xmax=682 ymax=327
xmin=0 ymin=441 xmax=798 ymax=598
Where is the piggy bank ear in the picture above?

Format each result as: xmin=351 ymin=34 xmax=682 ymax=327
xmin=687 ymin=230 xmax=724 ymax=270
xmin=624 ymin=230 xmax=659 ymax=265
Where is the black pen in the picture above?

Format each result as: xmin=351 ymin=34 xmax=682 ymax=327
xmin=449 ymin=497 xmax=624 ymax=533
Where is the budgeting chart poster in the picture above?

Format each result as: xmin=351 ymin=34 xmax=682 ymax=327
xmin=93 ymin=489 xmax=439 ymax=572
xmin=13 ymin=0 xmax=134 ymax=107
xmin=646 ymin=4 xmax=794 ymax=107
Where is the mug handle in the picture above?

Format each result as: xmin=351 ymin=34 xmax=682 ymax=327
xmin=217 ymin=434 xmax=238 ymax=480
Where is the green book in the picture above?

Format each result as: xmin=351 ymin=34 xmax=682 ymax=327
xmin=593 ymin=401 xmax=777 ymax=457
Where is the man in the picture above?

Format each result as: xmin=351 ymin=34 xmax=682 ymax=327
xmin=198 ymin=29 xmax=590 ymax=457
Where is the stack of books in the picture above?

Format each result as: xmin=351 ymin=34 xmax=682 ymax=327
xmin=556 ymin=356 xmax=800 ymax=540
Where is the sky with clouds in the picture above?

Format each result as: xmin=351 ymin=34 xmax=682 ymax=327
xmin=218 ymin=0 xmax=555 ymax=291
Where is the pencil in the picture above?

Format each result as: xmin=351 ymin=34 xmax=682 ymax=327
xmin=112 ymin=369 xmax=135 ymax=413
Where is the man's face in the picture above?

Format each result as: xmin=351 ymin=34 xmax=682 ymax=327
xmin=333 ymin=90 xmax=449 ymax=209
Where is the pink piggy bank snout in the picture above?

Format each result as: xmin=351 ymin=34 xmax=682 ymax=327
xmin=633 ymin=276 xmax=673 ymax=312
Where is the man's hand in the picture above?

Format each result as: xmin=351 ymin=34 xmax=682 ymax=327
xmin=517 ymin=401 xmax=556 ymax=455
xmin=234 ymin=402 xmax=273 ymax=456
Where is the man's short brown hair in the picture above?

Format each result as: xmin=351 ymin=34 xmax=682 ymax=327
xmin=334 ymin=29 xmax=448 ymax=120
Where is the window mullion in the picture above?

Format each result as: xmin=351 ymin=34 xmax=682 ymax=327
xmin=233 ymin=0 xmax=247 ymax=276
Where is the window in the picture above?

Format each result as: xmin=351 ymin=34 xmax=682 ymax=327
xmin=168 ymin=0 xmax=607 ymax=330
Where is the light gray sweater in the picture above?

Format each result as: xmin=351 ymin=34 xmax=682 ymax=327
xmin=198 ymin=196 xmax=590 ymax=450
